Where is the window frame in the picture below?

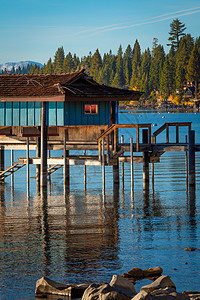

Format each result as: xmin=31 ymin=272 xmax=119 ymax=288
xmin=84 ymin=104 xmax=98 ymax=115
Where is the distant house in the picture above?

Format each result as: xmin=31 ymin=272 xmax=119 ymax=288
xmin=183 ymin=82 xmax=196 ymax=99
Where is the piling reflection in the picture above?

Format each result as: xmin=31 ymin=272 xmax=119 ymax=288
xmin=188 ymin=187 xmax=196 ymax=229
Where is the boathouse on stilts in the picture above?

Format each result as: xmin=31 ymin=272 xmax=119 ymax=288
xmin=0 ymin=69 xmax=199 ymax=194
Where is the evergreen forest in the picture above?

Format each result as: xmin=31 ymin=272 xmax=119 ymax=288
xmin=2 ymin=19 xmax=200 ymax=103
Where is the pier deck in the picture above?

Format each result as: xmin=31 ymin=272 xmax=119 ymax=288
xmin=0 ymin=122 xmax=199 ymax=190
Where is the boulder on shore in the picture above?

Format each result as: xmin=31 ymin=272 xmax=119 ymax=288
xmin=35 ymin=276 xmax=88 ymax=298
xmin=82 ymin=283 xmax=131 ymax=300
xmin=141 ymin=275 xmax=176 ymax=294
xmin=110 ymin=275 xmax=137 ymax=298
xmin=121 ymin=267 xmax=163 ymax=282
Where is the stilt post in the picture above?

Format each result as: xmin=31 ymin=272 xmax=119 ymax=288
xmin=121 ymin=135 xmax=124 ymax=191
xmin=188 ymin=130 xmax=195 ymax=188
xmin=0 ymin=146 xmax=5 ymax=183
xmin=102 ymin=137 xmax=105 ymax=193
xmin=40 ymin=102 xmax=47 ymax=188
xmin=63 ymin=129 xmax=70 ymax=193
xmin=27 ymin=137 xmax=30 ymax=195
xmin=84 ymin=150 xmax=87 ymax=190
xmin=185 ymin=135 xmax=188 ymax=192
xmin=130 ymin=137 xmax=134 ymax=194
xmin=142 ymin=129 xmax=149 ymax=192
xmin=36 ymin=137 xmax=41 ymax=194
xmin=11 ymin=149 xmax=14 ymax=187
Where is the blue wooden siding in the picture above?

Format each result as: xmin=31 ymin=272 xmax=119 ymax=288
xmin=0 ymin=100 xmax=111 ymax=126
xmin=64 ymin=101 xmax=110 ymax=125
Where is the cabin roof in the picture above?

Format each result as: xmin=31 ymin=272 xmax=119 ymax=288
xmin=0 ymin=69 xmax=142 ymax=102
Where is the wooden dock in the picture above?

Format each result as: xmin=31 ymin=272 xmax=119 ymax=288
xmin=0 ymin=122 xmax=199 ymax=194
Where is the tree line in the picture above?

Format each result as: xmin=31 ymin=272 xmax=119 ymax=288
xmin=3 ymin=19 xmax=200 ymax=102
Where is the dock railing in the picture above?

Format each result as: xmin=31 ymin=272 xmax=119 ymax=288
xmin=97 ymin=123 xmax=152 ymax=164
xmin=152 ymin=122 xmax=192 ymax=144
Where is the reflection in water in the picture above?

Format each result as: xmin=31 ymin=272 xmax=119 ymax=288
xmin=0 ymin=109 xmax=200 ymax=298
xmin=0 ymin=162 xmax=200 ymax=298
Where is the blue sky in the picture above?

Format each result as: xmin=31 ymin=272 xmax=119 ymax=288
xmin=0 ymin=0 xmax=200 ymax=64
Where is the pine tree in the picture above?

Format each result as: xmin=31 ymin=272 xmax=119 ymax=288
xmin=81 ymin=51 xmax=92 ymax=73
xmin=112 ymin=45 xmax=124 ymax=88
xmin=187 ymin=44 xmax=200 ymax=98
xmin=140 ymin=48 xmax=151 ymax=97
xmin=149 ymin=41 xmax=165 ymax=93
xmin=63 ymin=52 xmax=74 ymax=73
xmin=53 ymin=46 xmax=65 ymax=74
xmin=123 ymin=44 xmax=132 ymax=87
xmin=168 ymin=45 xmax=176 ymax=93
xmin=167 ymin=19 xmax=186 ymax=50
xmin=160 ymin=56 xmax=174 ymax=98
xmin=175 ymin=35 xmax=194 ymax=93
xmin=130 ymin=40 xmax=141 ymax=89
xmin=99 ymin=51 xmax=114 ymax=85
xmin=44 ymin=58 xmax=53 ymax=74
xmin=90 ymin=49 xmax=102 ymax=81
xmin=73 ymin=54 xmax=80 ymax=71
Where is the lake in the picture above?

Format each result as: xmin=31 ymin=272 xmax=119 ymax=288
xmin=0 ymin=110 xmax=199 ymax=299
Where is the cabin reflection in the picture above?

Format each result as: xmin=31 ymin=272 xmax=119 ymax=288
xmin=0 ymin=188 xmax=120 ymax=280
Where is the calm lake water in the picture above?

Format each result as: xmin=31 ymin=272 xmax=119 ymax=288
xmin=0 ymin=110 xmax=200 ymax=299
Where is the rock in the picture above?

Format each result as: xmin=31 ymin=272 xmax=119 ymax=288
xmin=122 ymin=267 xmax=163 ymax=282
xmin=143 ymin=267 xmax=163 ymax=279
xmin=183 ymin=291 xmax=200 ymax=300
xmin=131 ymin=290 xmax=152 ymax=300
xmin=82 ymin=283 xmax=131 ymax=300
xmin=110 ymin=275 xmax=137 ymax=298
xmin=151 ymin=287 xmax=177 ymax=296
xmin=141 ymin=276 xmax=176 ymax=294
xmin=184 ymin=248 xmax=199 ymax=251
xmin=151 ymin=292 xmax=189 ymax=300
xmin=35 ymin=276 xmax=88 ymax=298
xmin=122 ymin=268 xmax=144 ymax=280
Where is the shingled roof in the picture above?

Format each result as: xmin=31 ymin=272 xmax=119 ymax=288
xmin=0 ymin=69 xmax=142 ymax=102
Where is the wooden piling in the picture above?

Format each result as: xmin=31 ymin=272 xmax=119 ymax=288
xmin=188 ymin=130 xmax=195 ymax=188
xmin=27 ymin=137 xmax=30 ymax=195
xmin=130 ymin=137 xmax=134 ymax=194
xmin=36 ymin=137 xmax=41 ymax=194
xmin=121 ymin=135 xmax=124 ymax=191
xmin=84 ymin=150 xmax=87 ymax=190
xmin=152 ymin=162 xmax=154 ymax=192
xmin=185 ymin=135 xmax=188 ymax=192
xmin=142 ymin=129 xmax=149 ymax=192
xmin=0 ymin=146 xmax=4 ymax=183
xmin=40 ymin=102 xmax=47 ymax=188
xmin=113 ymin=162 xmax=119 ymax=193
xmin=63 ymin=130 xmax=70 ymax=193
xmin=166 ymin=124 xmax=169 ymax=143
xmin=11 ymin=150 xmax=14 ymax=187
xmin=102 ymin=137 xmax=105 ymax=193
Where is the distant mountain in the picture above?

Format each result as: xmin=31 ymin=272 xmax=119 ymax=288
xmin=0 ymin=61 xmax=43 ymax=71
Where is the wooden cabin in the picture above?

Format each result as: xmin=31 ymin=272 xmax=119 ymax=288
xmin=0 ymin=69 xmax=142 ymax=188
xmin=0 ymin=69 xmax=142 ymax=140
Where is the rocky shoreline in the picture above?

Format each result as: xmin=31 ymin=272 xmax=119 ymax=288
xmin=35 ymin=267 xmax=200 ymax=300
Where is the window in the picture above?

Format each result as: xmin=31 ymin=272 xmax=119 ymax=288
xmin=85 ymin=104 xmax=98 ymax=114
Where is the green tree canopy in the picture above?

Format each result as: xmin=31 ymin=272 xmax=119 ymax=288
xmin=53 ymin=46 xmax=65 ymax=74
xmin=90 ymin=48 xmax=102 ymax=81
xmin=187 ymin=43 xmax=200 ymax=98
xmin=130 ymin=39 xmax=141 ymax=89
xmin=167 ymin=19 xmax=186 ymax=50
xmin=63 ymin=52 xmax=74 ymax=73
